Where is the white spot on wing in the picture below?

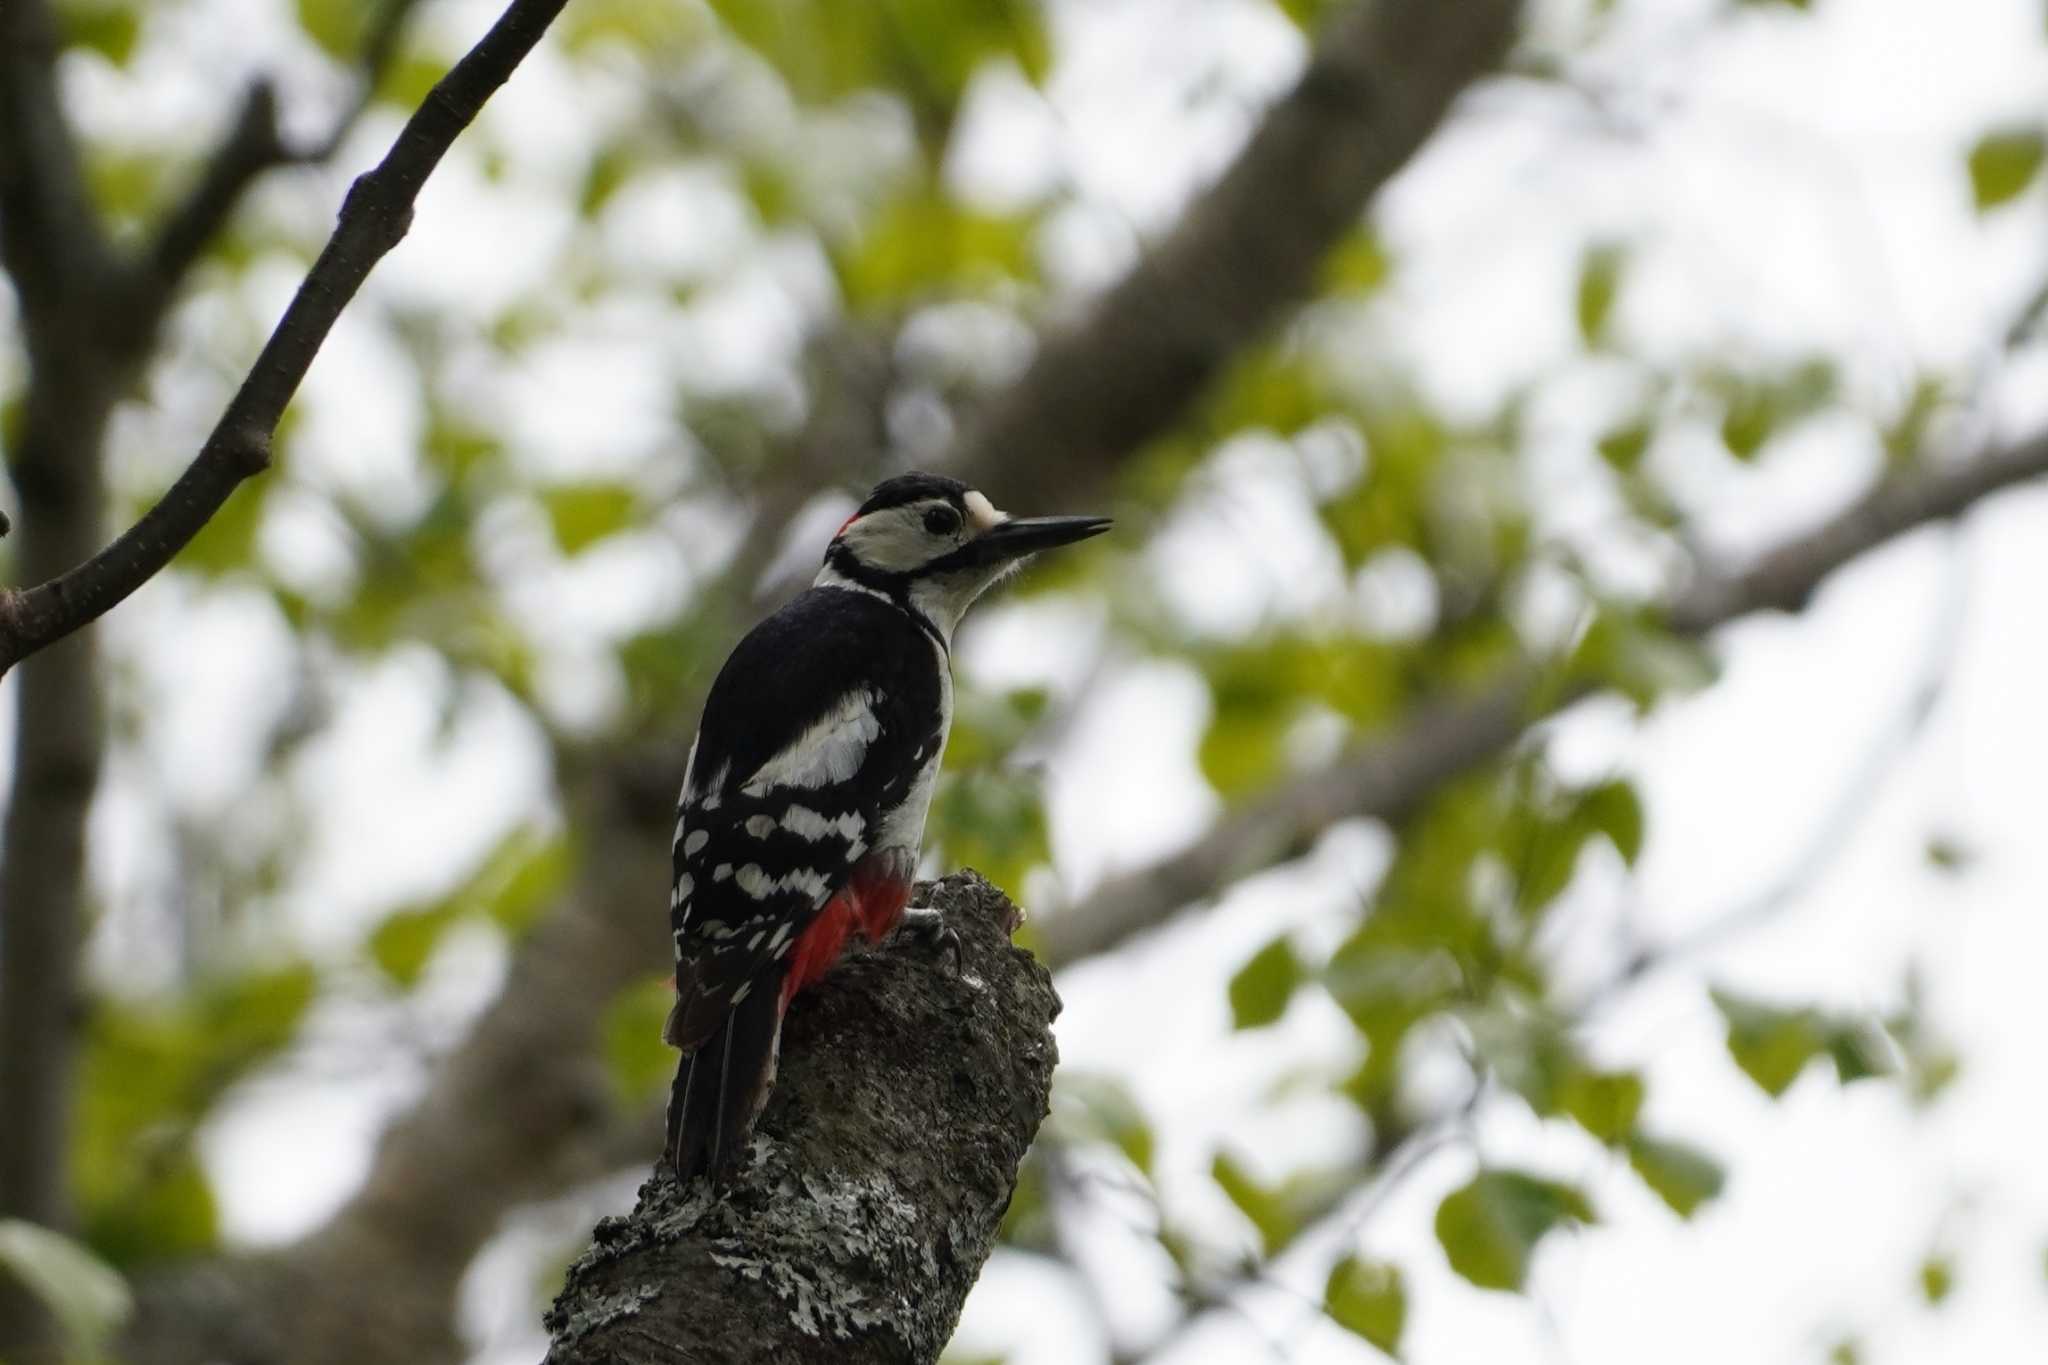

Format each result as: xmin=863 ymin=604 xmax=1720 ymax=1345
xmin=713 ymin=863 xmax=733 ymax=882
xmin=745 ymin=814 xmax=777 ymax=838
xmin=731 ymin=863 xmax=834 ymax=906
xmin=683 ymin=829 xmax=709 ymax=858
xmin=782 ymin=805 xmax=865 ymax=842
xmin=742 ymin=689 xmax=883 ymax=795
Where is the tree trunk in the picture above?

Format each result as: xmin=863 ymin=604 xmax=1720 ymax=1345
xmin=543 ymin=872 xmax=1060 ymax=1364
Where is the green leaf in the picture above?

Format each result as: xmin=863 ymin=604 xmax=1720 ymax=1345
xmin=603 ymin=976 xmax=680 ymax=1106
xmin=1572 ymin=611 xmax=1717 ymax=711
xmin=178 ymin=483 xmax=266 ymax=576
xmin=1213 ymin=1152 xmax=1298 ymax=1255
xmin=929 ymin=768 xmax=1049 ymax=903
xmin=1057 ymin=1073 xmax=1156 ymax=1176
xmin=943 ymin=686 xmax=1051 ymax=771
xmin=1920 ymin=1253 xmax=1955 ymax=1306
xmin=1228 ymin=936 xmax=1302 ymax=1030
xmin=1597 ymin=417 xmax=1653 ymax=473
xmin=1434 ymin=1170 xmax=1594 ymax=1292
xmin=1507 ymin=812 xmax=1592 ymax=914
xmin=74 ymin=965 xmax=315 ymax=1266
xmin=1626 ymin=1135 xmax=1725 ymax=1218
xmin=542 ymin=483 xmax=640 ymax=555
xmin=367 ymin=828 xmax=569 ymax=985
xmin=83 ymin=1150 xmax=218 ymax=1267
xmin=295 ymin=0 xmax=361 ymax=59
xmin=709 ymin=0 xmax=1047 ymax=109
xmin=367 ymin=901 xmax=461 ymax=987
xmin=0 ymin=1219 xmax=133 ymax=1352
xmin=1714 ymin=358 xmax=1837 ymax=462
xmin=1712 ymin=990 xmax=1824 ymax=1098
xmin=580 ymin=141 xmax=643 ymax=217
xmin=1576 ymin=243 xmax=1626 ymax=348
xmin=1323 ymin=230 xmax=1391 ymax=295
xmin=1561 ymin=1068 xmax=1645 ymax=1144
xmin=1580 ymin=780 xmax=1645 ymax=865
xmin=560 ymin=0 xmax=705 ymax=53
xmin=838 ymin=191 xmax=1037 ymax=310
xmin=1324 ymin=1255 xmax=1405 ymax=1355
xmin=59 ymin=0 xmax=141 ymax=64
xmin=375 ymin=52 xmax=446 ymax=111
xmin=1968 ymin=127 xmax=2047 ymax=212
xmin=1824 ymin=1018 xmax=1893 ymax=1084
xmin=1924 ymin=834 xmax=1972 ymax=874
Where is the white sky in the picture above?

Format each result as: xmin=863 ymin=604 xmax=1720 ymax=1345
xmin=10 ymin=0 xmax=2048 ymax=1362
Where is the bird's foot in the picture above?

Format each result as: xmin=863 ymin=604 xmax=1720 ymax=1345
xmin=899 ymin=904 xmax=965 ymax=978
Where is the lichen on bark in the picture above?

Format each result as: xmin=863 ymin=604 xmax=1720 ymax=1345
xmin=543 ymin=871 xmax=1060 ymax=1364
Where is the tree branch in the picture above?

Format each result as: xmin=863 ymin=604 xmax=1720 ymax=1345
xmin=954 ymin=0 xmax=1525 ymax=511
xmin=542 ymin=874 xmax=1059 ymax=1364
xmin=0 ymin=0 xmax=115 ymax=332
xmin=0 ymin=0 xmax=568 ymax=679
xmin=1034 ymin=431 xmax=2048 ymax=969
xmin=136 ymin=0 xmax=426 ymax=319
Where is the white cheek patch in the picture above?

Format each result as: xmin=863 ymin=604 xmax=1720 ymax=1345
xmin=841 ymin=508 xmax=932 ymax=574
xmin=742 ymin=689 xmax=883 ymax=794
xmin=964 ymin=490 xmax=1007 ymax=531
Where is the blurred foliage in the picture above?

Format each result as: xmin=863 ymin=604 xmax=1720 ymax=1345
xmin=13 ymin=0 xmax=2014 ymax=1357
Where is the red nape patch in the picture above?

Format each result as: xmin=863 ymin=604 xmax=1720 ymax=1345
xmin=780 ymin=856 xmax=913 ymax=1008
xmin=834 ymin=511 xmax=859 ymax=539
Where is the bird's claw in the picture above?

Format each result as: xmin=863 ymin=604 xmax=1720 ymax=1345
xmin=899 ymin=904 xmax=963 ymax=976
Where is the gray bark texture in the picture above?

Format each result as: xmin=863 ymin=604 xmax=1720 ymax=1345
xmin=542 ymin=872 xmax=1060 ymax=1364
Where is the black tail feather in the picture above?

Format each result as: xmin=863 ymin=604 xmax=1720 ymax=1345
xmin=666 ymin=982 xmax=783 ymax=1184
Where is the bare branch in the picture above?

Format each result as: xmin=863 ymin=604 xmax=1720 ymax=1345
xmin=0 ymin=0 xmax=570 ymax=679
xmin=954 ymin=0 xmax=1525 ymax=511
xmin=1035 ymin=431 xmax=2048 ymax=968
xmin=139 ymin=0 xmax=426 ymax=311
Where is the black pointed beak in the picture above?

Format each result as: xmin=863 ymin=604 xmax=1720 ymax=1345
xmin=958 ymin=514 xmax=1112 ymax=567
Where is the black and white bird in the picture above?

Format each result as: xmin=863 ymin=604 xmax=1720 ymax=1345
xmin=663 ymin=472 xmax=1109 ymax=1184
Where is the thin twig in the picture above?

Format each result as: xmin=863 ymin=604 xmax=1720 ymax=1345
xmin=0 ymin=0 xmax=570 ymax=679
xmin=1036 ymin=429 xmax=2048 ymax=970
xmin=140 ymin=0 xmax=427 ymax=308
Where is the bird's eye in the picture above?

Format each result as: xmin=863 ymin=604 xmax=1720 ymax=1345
xmin=923 ymin=506 xmax=962 ymax=536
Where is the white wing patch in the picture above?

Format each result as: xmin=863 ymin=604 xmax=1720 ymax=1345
xmin=742 ymin=688 xmax=883 ymax=795
xmin=682 ymin=829 xmax=709 ymax=858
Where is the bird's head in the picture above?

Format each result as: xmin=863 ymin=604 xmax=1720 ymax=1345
xmin=818 ymin=472 xmax=1110 ymax=639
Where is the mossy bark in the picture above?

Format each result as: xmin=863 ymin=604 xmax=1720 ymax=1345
xmin=544 ymin=871 xmax=1060 ymax=1364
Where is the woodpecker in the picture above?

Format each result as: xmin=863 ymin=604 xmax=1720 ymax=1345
xmin=663 ymin=472 xmax=1109 ymax=1184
